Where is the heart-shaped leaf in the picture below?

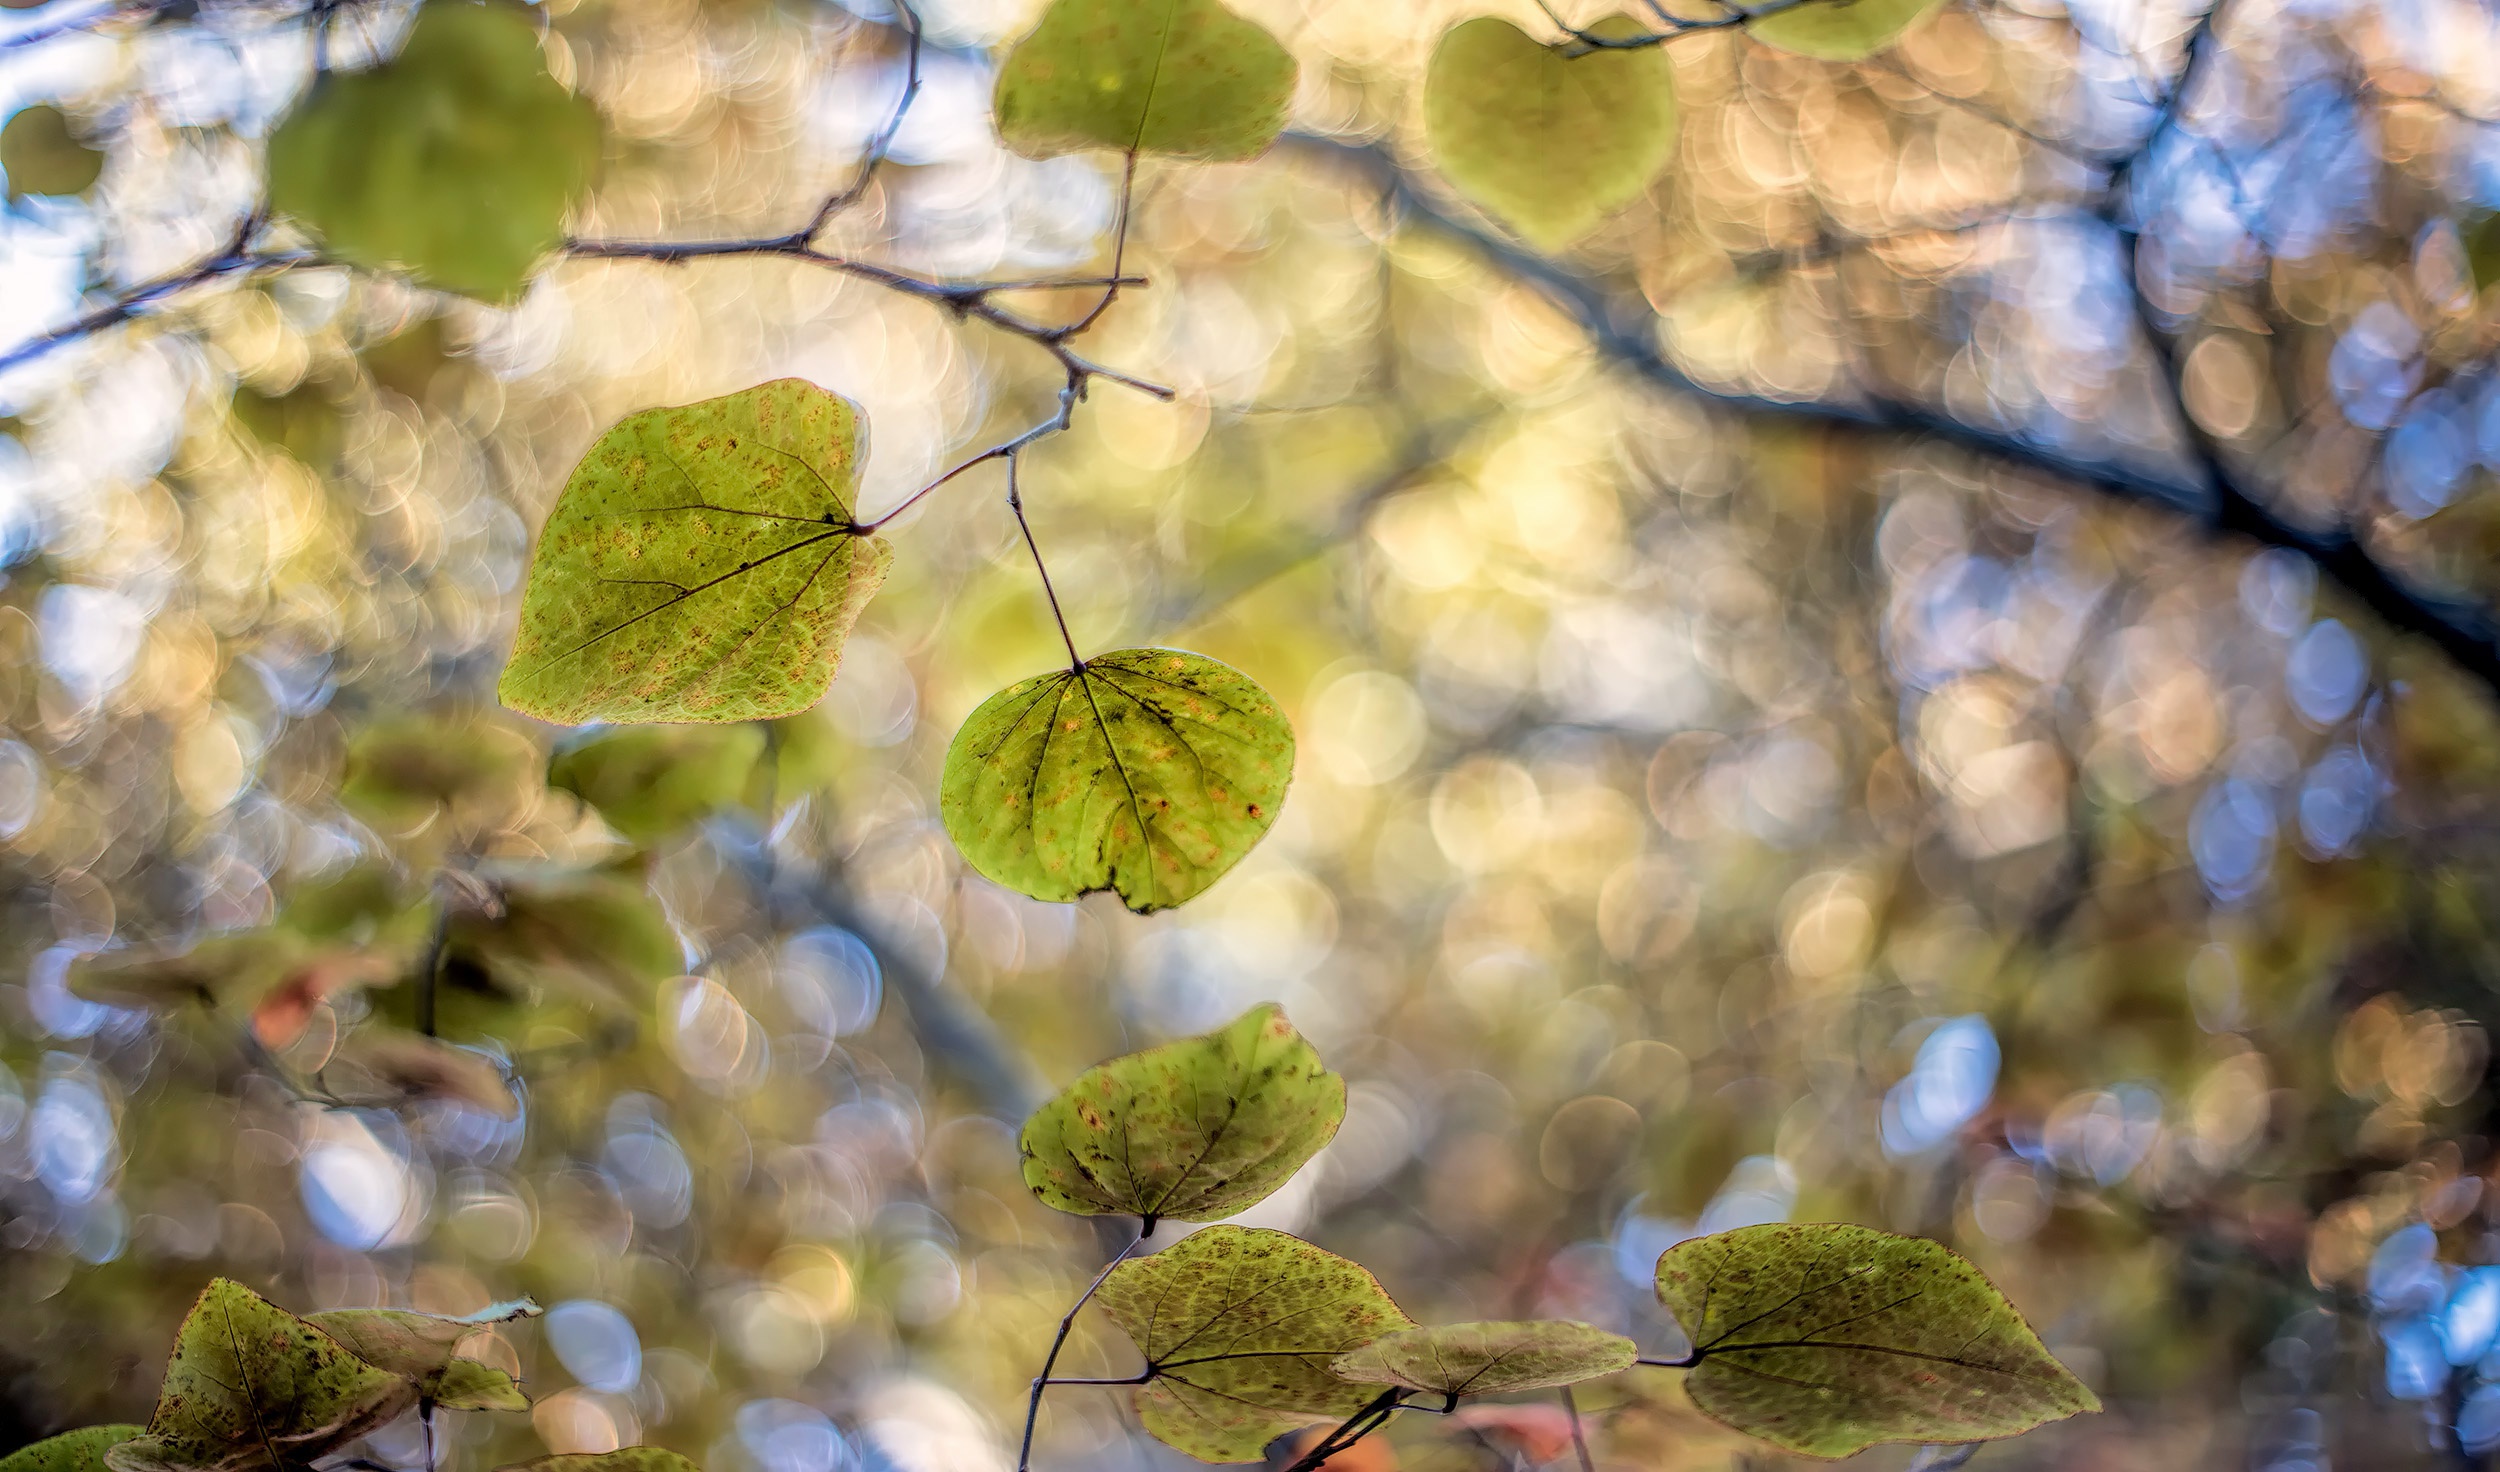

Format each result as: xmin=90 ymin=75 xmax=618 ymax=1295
xmin=308 ymin=1300 xmax=541 ymax=1412
xmin=1423 ymin=17 xmax=1678 ymax=250
xmin=993 ymin=0 xmax=1297 ymax=161
xmin=499 ymin=379 xmax=890 ymax=726
xmin=548 ymin=724 xmax=768 ymax=842
xmin=1652 ymin=1223 xmax=2100 ymax=1459
xmin=498 ymin=1453 xmax=702 ymax=1472
xmin=1744 ymin=0 xmax=1945 ymax=62
xmin=2 ymin=105 xmax=104 ymax=198
xmin=1021 ymin=1002 xmax=1343 ymax=1225
xmin=1095 ymin=1226 xmax=1415 ymax=1462
xmin=266 ymin=0 xmax=602 ymax=301
xmin=446 ymin=868 xmax=680 ymax=1015
xmin=941 ymin=647 xmax=1293 ymax=913
xmin=1331 ymin=1320 xmax=1635 ymax=1398
xmin=324 ymin=1029 xmax=521 ymax=1117
xmin=69 ymin=933 xmax=308 ymax=1011
xmin=0 ymin=1428 xmax=142 ymax=1472
xmin=106 ymin=1280 xmax=415 ymax=1472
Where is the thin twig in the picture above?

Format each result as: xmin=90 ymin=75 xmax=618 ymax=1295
xmin=1016 ymin=1222 xmax=1147 ymax=1472
xmin=1279 ymin=1390 xmax=1406 ymax=1472
xmin=1561 ymin=1386 xmax=1596 ymax=1472
xmin=1009 ymin=453 xmax=1085 ymax=672
xmin=805 ymin=0 xmax=925 ymax=237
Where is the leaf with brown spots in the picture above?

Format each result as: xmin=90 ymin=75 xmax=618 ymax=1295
xmin=940 ymin=647 xmax=1293 ymax=913
xmin=1020 ymin=1002 xmax=1343 ymax=1224
xmin=992 ymin=0 xmax=1296 ymax=161
xmin=1332 ymin=1320 xmax=1635 ymax=1398
xmin=105 ymin=1279 xmax=414 ymax=1472
xmin=499 ymin=379 xmax=891 ymax=725
xmin=1652 ymin=1223 xmax=2099 ymax=1459
xmin=1094 ymin=1226 xmax=1414 ymax=1463
xmin=0 ymin=1427 xmax=143 ymax=1472
xmin=308 ymin=1300 xmax=540 ymax=1412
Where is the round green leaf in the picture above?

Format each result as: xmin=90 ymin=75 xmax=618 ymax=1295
xmin=549 ymin=724 xmax=768 ymax=842
xmin=1652 ymin=1223 xmax=2100 ymax=1459
xmin=1021 ymin=1002 xmax=1343 ymax=1224
xmin=993 ymin=0 xmax=1297 ymax=161
xmin=1096 ymin=1226 xmax=1415 ymax=1463
xmin=499 ymin=379 xmax=890 ymax=726
xmin=498 ymin=1454 xmax=702 ymax=1472
xmin=1423 ymin=17 xmax=1678 ymax=251
xmin=1745 ymin=0 xmax=1946 ymax=62
xmin=940 ymin=647 xmax=1293 ymax=913
xmin=2 ymin=105 xmax=104 ymax=198
xmin=309 ymin=1301 xmax=541 ymax=1412
xmin=105 ymin=1280 xmax=415 ymax=1472
xmin=1331 ymin=1320 xmax=1635 ymax=1398
xmin=0 ymin=1428 xmax=143 ymax=1472
xmin=266 ymin=0 xmax=602 ymax=302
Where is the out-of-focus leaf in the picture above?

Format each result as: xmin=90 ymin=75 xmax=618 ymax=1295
xmin=70 ymin=932 xmax=306 ymax=1011
xmin=498 ymin=379 xmax=889 ymax=725
xmin=1447 ymin=1405 xmax=1577 ymax=1464
xmin=276 ymin=866 xmax=428 ymax=949
xmin=1332 ymin=1320 xmax=1635 ymax=1397
xmin=993 ymin=0 xmax=1295 ymax=160
xmin=497 ymin=1454 xmax=702 ymax=1472
xmin=105 ymin=1280 xmax=413 ymax=1472
xmin=941 ymin=647 xmax=1293 ymax=913
xmin=549 ymin=724 xmax=767 ymax=842
xmin=308 ymin=1300 xmax=540 ymax=1411
xmin=1095 ymin=1226 xmax=1414 ymax=1462
xmin=265 ymin=0 xmax=601 ymax=301
xmin=449 ymin=869 xmax=678 ymax=1012
xmin=2467 ymin=212 xmax=2500 ymax=293
xmin=250 ymin=952 xmax=403 ymax=1048
xmin=1273 ymin=1427 xmax=1400 ymax=1472
xmin=338 ymin=713 xmax=539 ymax=835
xmin=2 ymin=105 xmax=104 ymax=197
xmin=232 ymin=383 xmax=342 ymax=468
xmin=1745 ymin=0 xmax=1944 ymax=61
xmin=1422 ymin=17 xmax=1677 ymax=250
xmin=327 ymin=1028 xmax=519 ymax=1117
xmin=0 ymin=1427 xmax=143 ymax=1472
xmin=1020 ymin=1002 xmax=1342 ymax=1224
xmin=1652 ymin=1223 xmax=2100 ymax=1458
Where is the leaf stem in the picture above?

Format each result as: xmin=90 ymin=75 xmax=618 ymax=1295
xmin=1279 ymin=1389 xmax=1406 ymax=1472
xmin=1062 ymin=152 xmax=1139 ymax=339
xmin=1008 ymin=453 xmax=1085 ymax=673
xmin=1634 ymin=1351 xmax=1700 ymax=1368
xmin=1016 ymin=1221 xmax=1146 ymax=1472
xmin=1562 ymin=1386 xmax=1594 ymax=1472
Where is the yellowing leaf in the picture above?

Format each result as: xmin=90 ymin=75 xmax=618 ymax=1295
xmin=1332 ymin=1320 xmax=1635 ymax=1398
xmin=498 ymin=1454 xmax=702 ymax=1472
xmin=69 ymin=932 xmax=307 ymax=1011
xmin=106 ymin=1280 xmax=414 ymax=1472
xmin=2 ymin=105 xmax=104 ymax=198
xmin=940 ymin=647 xmax=1293 ymax=913
xmin=548 ymin=724 xmax=768 ymax=842
xmin=339 ymin=712 xmax=541 ymax=836
xmin=1095 ymin=1226 xmax=1414 ymax=1462
xmin=0 ymin=1428 xmax=142 ymax=1472
xmin=1652 ymin=1223 xmax=2100 ymax=1459
xmin=1423 ymin=17 xmax=1677 ymax=250
xmin=1745 ymin=0 xmax=1945 ymax=62
xmin=499 ymin=379 xmax=890 ymax=726
xmin=993 ymin=0 xmax=1296 ymax=160
xmin=308 ymin=1300 xmax=540 ymax=1412
xmin=266 ymin=0 xmax=601 ymax=301
xmin=1021 ymin=1002 xmax=1343 ymax=1224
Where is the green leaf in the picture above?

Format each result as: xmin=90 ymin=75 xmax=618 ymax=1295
xmin=497 ymin=1453 xmax=702 ymax=1472
xmin=233 ymin=382 xmax=343 ymax=469
xmin=1021 ymin=1002 xmax=1343 ymax=1224
xmin=0 ymin=1427 xmax=143 ymax=1472
xmin=325 ymin=1029 xmax=521 ymax=1118
xmin=499 ymin=379 xmax=890 ymax=726
xmin=1744 ymin=0 xmax=1945 ymax=62
xmin=2467 ymin=212 xmax=2500 ymax=294
xmin=266 ymin=0 xmax=602 ymax=301
xmin=307 ymin=1301 xmax=540 ymax=1412
xmin=549 ymin=724 xmax=768 ymax=842
xmin=1 ymin=105 xmax=104 ymax=198
xmin=1652 ymin=1222 xmax=2100 ymax=1459
xmin=1095 ymin=1226 xmax=1415 ymax=1462
xmin=1331 ymin=1320 xmax=1635 ymax=1398
xmin=992 ymin=0 xmax=1297 ymax=161
xmin=339 ymin=713 xmax=541 ymax=835
xmin=448 ymin=868 xmax=681 ymax=1014
xmin=1422 ymin=17 xmax=1678 ymax=250
xmin=940 ymin=647 xmax=1293 ymax=913
xmin=69 ymin=932 xmax=309 ymax=1011
xmin=106 ymin=1280 xmax=415 ymax=1472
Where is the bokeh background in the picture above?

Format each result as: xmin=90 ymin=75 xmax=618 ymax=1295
xmin=3 ymin=0 xmax=2500 ymax=1468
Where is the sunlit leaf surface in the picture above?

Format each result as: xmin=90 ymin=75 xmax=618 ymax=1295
xmin=1332 ymin=1320 xmax=1635 ymax=1397
xmin=1744 ymin=0 xmax=1945 ymax=62
xmin=548 ymin=724 xmax=767 ymax=842
xmin=941 ymin=647 xmax=1292 ymax=913
xmin=993 ymin=0 xmax=1296 ymax=160
xmin=1095 ymin=1226 xmax=1415 ymax=1462
xmin=307 ymin=1300 xmax=541 ymax=1411
xmin=0 ymin=1428 xmax=142 ymax=1472
xmin=1653 ymin=1223 xmax=2100 ymax=1458
xmin=500 ymin=379 xmax=890 ymax=725
xmin=1020 ymin=1002 xmax=1342 ymax=1223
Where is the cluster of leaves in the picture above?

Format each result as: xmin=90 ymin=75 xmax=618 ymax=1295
xmin=1010 ymin=1004 xmax=2099 ymax=1464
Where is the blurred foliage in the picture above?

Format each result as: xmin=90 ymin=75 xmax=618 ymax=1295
xmin=0 ymin=0 xmax=2494 ymax=1470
